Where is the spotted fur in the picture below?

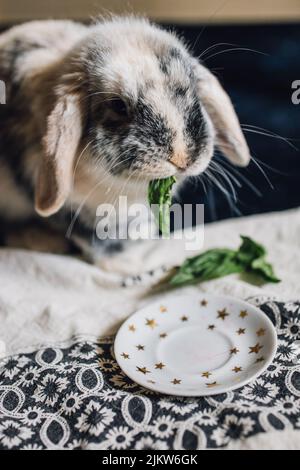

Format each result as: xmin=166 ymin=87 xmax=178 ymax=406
xmin=0 ymin=16 xmax=250 ymax=261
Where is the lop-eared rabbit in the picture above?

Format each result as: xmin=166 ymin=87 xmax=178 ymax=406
xmin=0 ymin=16 xmax=250 ymax=262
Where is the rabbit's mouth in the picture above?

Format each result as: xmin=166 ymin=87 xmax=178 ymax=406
xmin=120 ymin=153 xmax=213 ymax=181
xmin=119 ymin=138 xmax=215 ymax=180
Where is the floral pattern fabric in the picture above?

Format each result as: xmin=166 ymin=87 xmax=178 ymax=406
xmin=0 ymin=299 xmax=300 ymax=450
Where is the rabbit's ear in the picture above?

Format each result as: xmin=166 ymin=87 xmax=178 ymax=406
xmin=195 ymin=63 xmax=250 ymax=167
xmin=35 ymin=92 xmax=83 ymax=217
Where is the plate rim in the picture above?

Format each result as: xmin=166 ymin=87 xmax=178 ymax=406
xmin=114 ymin=293 xmax=278 ymax=397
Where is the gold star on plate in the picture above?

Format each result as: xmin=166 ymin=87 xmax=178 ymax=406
xmin=217 ymin=308 xmax=229 ymax=320
xmin=160 ymin=305 xmax=167 ymax=313
xmin=200 ymin=299 xmax=208 ymax=307
xmin=155 ymin=362 xmax=165 ymax=370
xmin=128 ymin=324 xmax=136 ymax=332
xmin=136 ymin=345 xmax=144 ymax=351
xmin=206 ymin=381 xmax=218 ymax=388
xmin=232 ymin=366 xmax=242 ymax=373
xmin=181 ymin=315 xmax=188 ymax=322
xmin=256 ymin=328 xmax=266 ymax=337
xmin=202 ymin=371 xmax=212 ymax=378
xmin=255 ymin=357 xmax=265 ymax=364
xmin=121 ymin=353 xmax=130 ymax=359
xmin=237 ymin=328 xmax=246 ymax=335
xmin=160 ymin=333 xmax=167 ymax=339
xmin=208 ymin=324 xmax=215 ymax=331
xmin=230 ymin=347 xmax=240 ymax=355
xmin=145 ymin=318 xmax=158 ymax=329
xmin=239 ymin=310 xmax=248 ymax=319
xmin=171 ymin=378 xmax=181 ymax=385
xmin=136 ymin=366 xmax=151 ymax=375
xmin=249 ymin=343 xmax=263 ymax=354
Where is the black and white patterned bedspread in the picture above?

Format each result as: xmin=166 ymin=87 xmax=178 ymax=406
xmin=0 ymin=299 xmax=300 ymax=450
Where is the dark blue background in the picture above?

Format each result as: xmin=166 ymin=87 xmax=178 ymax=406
xmin=165 ymin=23 xmax=300 ymax=223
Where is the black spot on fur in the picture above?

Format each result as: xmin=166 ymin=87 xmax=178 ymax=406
xmin=185 ymin=99 xmax=205 ymax=141
xmin=158 ymin=57 xmax=168 ymax=75
xmin=158 ymin=47 xmax=183 ymax=75
xmin=134 ymin=98 xmax=174 ymax=150
xmin=174 ymin=85 xmax=188 ymax=98
xmin=169 ymin=47 xmax=182 ymax=60
xmin=184 ymin=98 xmax=209 ymax=163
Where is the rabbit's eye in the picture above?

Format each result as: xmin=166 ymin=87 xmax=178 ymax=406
xmin=109 ymin=98 xmax=129 ymax=118
xmin=95 ymin=96 xmax=131 ymax=128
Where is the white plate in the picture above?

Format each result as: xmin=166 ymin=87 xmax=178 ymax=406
xmin=114 ymin=294 xmax=277 ymax=396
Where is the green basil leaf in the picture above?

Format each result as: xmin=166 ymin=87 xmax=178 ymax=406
xmin=236 ymin=235 xmax=266 ymax=265
xmin=169 ymin=235 xmax=280 ymax=287
xmin=148 ymin=176 xmax=176 ymax=236
xmin=170 ymin=249 xmax=243 ymax=286
xmin=250 ymin=257 xmax=281 ymax=283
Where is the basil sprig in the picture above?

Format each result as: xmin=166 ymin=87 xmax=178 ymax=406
xmin=170 ymin=235 xmax=280 ymax=286
xmin=148 ymin=177 xmax=176 ymax=237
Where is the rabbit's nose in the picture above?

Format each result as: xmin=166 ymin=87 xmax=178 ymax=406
xmin=169 ymin=153 xmax=188 ymax=170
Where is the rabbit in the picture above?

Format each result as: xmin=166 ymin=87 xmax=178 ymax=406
xmin=0 ymin=16 xmax=250 ymax=263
